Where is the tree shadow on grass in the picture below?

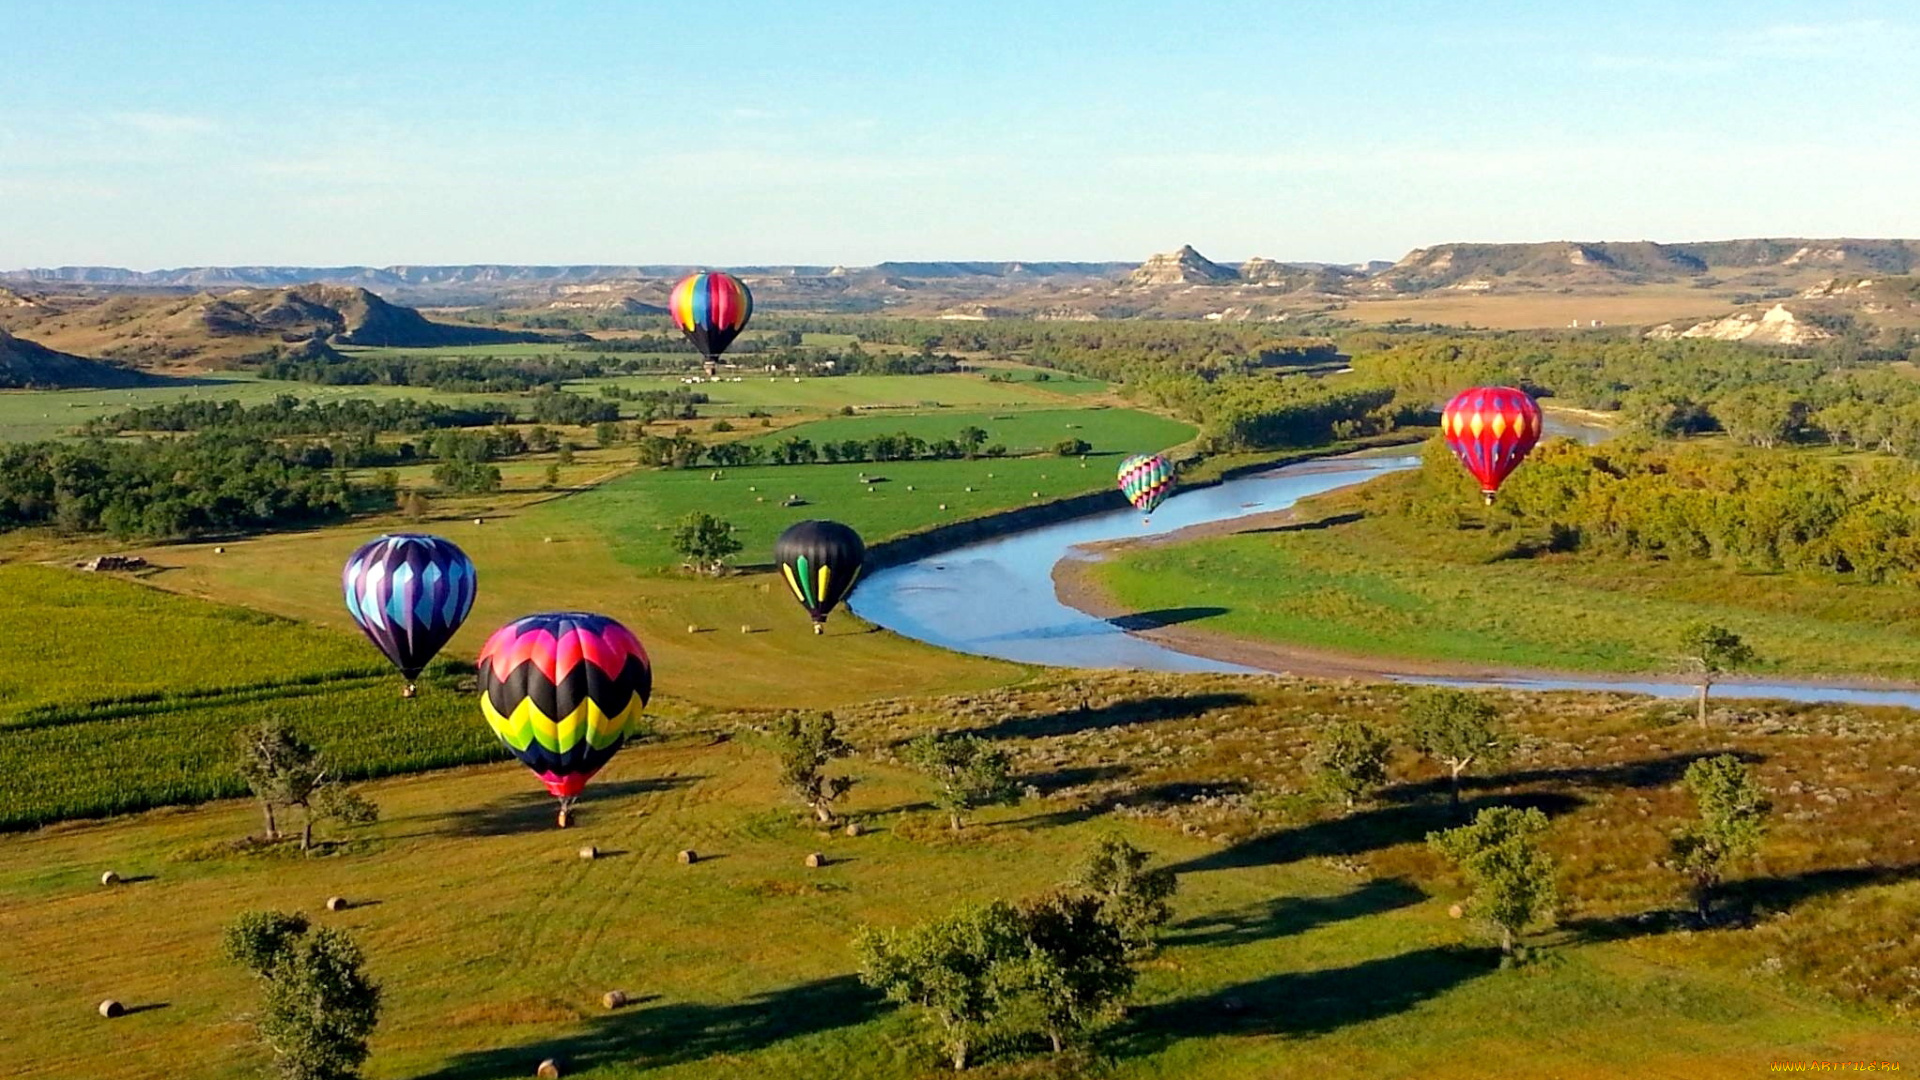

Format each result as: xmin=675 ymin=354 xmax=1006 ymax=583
xmin=1114 ymin=945 xmax=1496 ymax=1054
xmin=1008 ymin=779 xmax=1249 ymax=831
xmin=1565 ymin=862 xmax=1920 ymax=943
xmin=411 ymin=975 xmax=882 ymax=1080
xmin=1108 ymin=607 xmax=1228 ymax=632
xmin=971 ymin=692 xmax=1255 ymax=742
xmin=1164 ymin=878 xmax=1428 ymax=949
xmin=1377 ymin=751 xmax=1765 ymax=805
xmin=1165 ymin=791 xmax=1584 ymax=877
xmin=438 ymin=777 xmax=700 ymax=838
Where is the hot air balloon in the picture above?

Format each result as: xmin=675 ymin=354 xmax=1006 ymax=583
xmin=1117 ymin=452 xmax=1175 ymax=521
xmin=478 ymin=612 xmax=652 ymax=827
xmin=668 ymin=271 xmax=753 ymax=365
xmin=774 ymin=520 xmax=865 ymax=634
xmin=343 ymin=534 xmax=476 ymax=697
xmin=1441 ymin=386 xmax=1542 ymax=504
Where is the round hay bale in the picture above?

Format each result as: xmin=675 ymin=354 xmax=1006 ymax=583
xmin=1448 ymin=903 xmax=1465 ymax=920
xmin=739 ymin=624 xmax=752 ymax=634
xmin=866 ymin=486 xmax=874 ymax=492
xmin=844 ymin=821 xmax=864 ymax=837
xmin=906 ymin=485 xmax=914 ymax=491
xmin=678 ymin=849 xmax=698 ymax=865
xmin=326 ymin=896 xmax=349 ymax=912
xmin=1031 ymin=491 xmax=1039 ymax=498
xmin=578 ymin=846 xmax=598 ymax=861
xmin=804 ymin=852 xmax=826 ymax=868
xmin=99 ymin=870 xmax=120 ymax=887
xmin=543 ymin=537 xmax=554 ymax=543
xmin=964 ymin=486 xmax=973 ymax=492
xmin=213 ymin=546 xmax=225 ymax=554
xmin=687 ymin=624 xmax=700 ymax=634
xmin=601 ymin=990 xmax=628 ymax=1010
xmin=473 ymin=518 xmax=484 ymax=526
xmin=748 ymin=485 xmax=755 ymax=491
xmin=98 ymin=999 xmax=124 ymax=1018
xmin=756 ymin=496 xmax=764 ymax=502
xmin=536 ymin=1059 xmax=562 ymax=1079
xmin=938 ymin=503 xmax=947 ymax=510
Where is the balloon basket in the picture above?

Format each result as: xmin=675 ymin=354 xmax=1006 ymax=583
xmin=812 ymin=623 xmax=824 ymax=635
xmin=401 ymin=683 xmax=417 ymax=699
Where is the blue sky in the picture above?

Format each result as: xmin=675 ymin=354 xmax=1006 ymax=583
xmin=2 ymin=0 xmax=1916 ymax=267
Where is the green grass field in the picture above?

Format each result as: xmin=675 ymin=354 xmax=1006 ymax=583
xmin=1095 ymin=491 xmax=1920 ymax=681
xmin=0 ymin=374 xmax=535 ymax=442
xmin=564 ymin=407 xmax=1194 ymax=571
xmin=6 ymin=672 xmax=1920 ymax=1079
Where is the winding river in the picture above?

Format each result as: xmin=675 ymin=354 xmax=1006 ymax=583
xmin=849 ymin=423 xmax=1920 ymax=710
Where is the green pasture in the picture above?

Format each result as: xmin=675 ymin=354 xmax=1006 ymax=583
xmin=558 ymin=407 xmax=1194 ymax=571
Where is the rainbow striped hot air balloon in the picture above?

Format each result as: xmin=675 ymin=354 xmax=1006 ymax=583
xmin=668 ymin=271 xmax=753 ymax=363
xmin=1117 ymin=452 xmax=1175 ymax=521
xmin=1440 ymin=386 xmax=1542 ymax=504
xmin=478 ymin=612 xmax=652 ymax=826
xmin=342 ymin=534 xmax=476 ymax=697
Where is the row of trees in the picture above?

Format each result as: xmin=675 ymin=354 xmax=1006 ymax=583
xmin=644 ymin=426 xmax=1013 ymax=470
xmin=1388 ymin=436 xmax=1920 ymax=582
xmin=82 ymin=395 xmax=517 ymax=438
xmin=0 ymin=433 xmax=378 ymax=539
xmin=1349 ymin=333 xmax=1920 ymax=457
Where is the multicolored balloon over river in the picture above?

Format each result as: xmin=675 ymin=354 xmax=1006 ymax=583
xmin=1117 ymin=452 xmax=1176 ymax=519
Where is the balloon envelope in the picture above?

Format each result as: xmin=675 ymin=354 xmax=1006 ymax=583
xmin=668 ymin=271 xmax=753 ymax=361
xmin=1117 ymin=453 xmax=1175 ymax=516
xmin=774 ymin=520 xmax=866 ymax=624
xmin=478 ymin=612 xmax=652 ymax=799
xmin=342 ymin=534 xmax=476 ymax=682
xmin=1441 ymin=386 xmax=1542 ymax=499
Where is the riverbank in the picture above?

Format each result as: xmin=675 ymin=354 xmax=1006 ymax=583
xmin=1054 ymin=481 xmax=1920 ymax=701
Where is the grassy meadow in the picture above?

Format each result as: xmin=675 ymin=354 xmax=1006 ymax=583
xmin=1095 ymin=481 xmax=1920 ymax=682
xmin=6 ymin=672 xmax=1920 ymax=1078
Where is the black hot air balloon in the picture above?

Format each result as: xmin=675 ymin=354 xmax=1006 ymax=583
xmin=774 ymin=520 xmax=865 ymax=633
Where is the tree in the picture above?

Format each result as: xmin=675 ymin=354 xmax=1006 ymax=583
xmin=771 ymin=711 xmax=855 ymax=823
xmin=1309 ymin=719 xmax=1392 ymax=809
xmin=222 ymin=911 xmax=381 ymax=1080
xmin=672 ymin=511 xmax=742 ymax=575
xmin=855 ymin=901 xmax=1029 ymax=1071
xmin=235 ymin=721 xmax=380 ymax=851
xmin=1071 ymin=834 xmax=1177 ymax=954
xmin=958 ymin=426 xmax=988 ymax=458
xmin=1405 ymin=689 xmax=1506 ymax=810
xmin=903 ymin=733 xmax=1016 ymax=831
xmin=1670 ymin=754 xmax=1769 ymax=921
xmin=555 ymin=442 xmax=575 ymax=465
xmin=594 ymin=421 xmax=619 ymax=448
xmin=1428 ymin=806 xmax=1558 ymax=956
xmin=399 ymin=489 xmax=430 ymax=522
xmin=1052 ymin=437 xmax=1091 ymax=457
xmin=1004 ymin=891 xmax=1134 ymax=1054
xmin=1677 ymin=621 xmax=1755 ymax=728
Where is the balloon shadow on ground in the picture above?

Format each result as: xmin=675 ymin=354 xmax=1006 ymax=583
xmin=409 ymin=974 xmax=883 ymax=1080
xmin=1164 ymin=878 xmax=1428 ymax=950
xmin=1107 ymin=606 xmax=1229 ymax=632
xmin=1236 ymin=511 xmax=1364 ymax=536
xmin=438 ymin=777 xmax=700 ymax=837
xmin=1113 ymin=945 xmax=1496 ymax=1055
xmin=969 ymin=692 xmax=1255 ymax=742
xmin=1164 ymin=791 xmax=1584 ymax=877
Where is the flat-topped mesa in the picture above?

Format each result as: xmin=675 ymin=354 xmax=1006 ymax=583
xmin=1128 ymin=245 xmax=1238 ymax=286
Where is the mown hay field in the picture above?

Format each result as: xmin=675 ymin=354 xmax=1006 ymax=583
xmin=5 ymin=672 xmax=1920 ymax=1078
